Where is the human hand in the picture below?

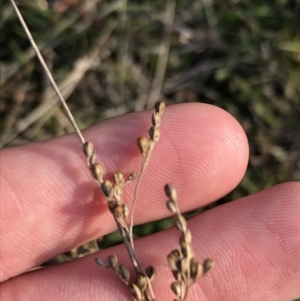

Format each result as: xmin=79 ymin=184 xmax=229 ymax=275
xmin=1 ymin=103 xmax=299 ymax=300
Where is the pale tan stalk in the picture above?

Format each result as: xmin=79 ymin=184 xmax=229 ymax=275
xmin=9 ymin=0 xmax=85 ymax=145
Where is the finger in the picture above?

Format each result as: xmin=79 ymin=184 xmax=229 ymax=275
xmin=0 ymin=103 xmax=248 ymax=281
xmin=1 ymin=182 xmax=299 ymax=301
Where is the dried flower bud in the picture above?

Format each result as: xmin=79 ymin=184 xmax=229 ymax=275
xmin=203 ymin=258 xmax=214 ymax=274
xmin=128 ymin=283 xmax=142 ymax=301
xmin=170 ymin=281 xmax=182 ymax=297
xmin=164 ymin=184 xmax=177 ymax=201
xmin=145 ymin=265 xmax=155 ymax=282
xmin=101 ymin=180 xmax=113 ymax=199
xmin=155 ymin=101 xmax=165 ymax=115
xmin=114 ymin=172 xmax=125 ymax=185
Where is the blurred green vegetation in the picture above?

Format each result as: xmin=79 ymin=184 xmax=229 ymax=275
xmin=0 ymin=1 xmax=299 ymax=298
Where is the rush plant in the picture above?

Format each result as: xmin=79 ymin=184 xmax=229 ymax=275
xmin=9 ymin=1 xmax=214 ymax=300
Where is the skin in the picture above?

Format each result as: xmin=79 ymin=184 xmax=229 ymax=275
xmin=0 ymin=103 xmax=299 ymax=301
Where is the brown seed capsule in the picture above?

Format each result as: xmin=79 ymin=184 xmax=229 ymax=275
xmin=83 ymin=141 xmax=94 ymax=158
xmin=107 ymin=254 xmax=119 ymax=271
xmin=119 ymin=264 xmax=130 ymax=283
xmin=203 ymin=258 xmax=214 ymax=274
xmin=164 ymin=184 xmax=177 ymax=201
xmin=155 ymin=101 xmax=165 ymax=115
xmin=151 ymin=112 xmax=161 ymax=127
xmin=101 ymin=180 xmax=113 ymax=199
xmin=113 ymin=184 xmax=123 ymax=203
xmin=136 ymin=273 xmax=147 ymax=292
xmin=184 ymin=229 xmax=192 ymax=243
xmin=166 ymin=200 xmax=177 ymax=214
xmin=137 ymin=137 xmax=151 ymax=155
xmin=180 ymin=240 xmax=192 ymax=258
xmin=108 ymin=200 xmax=117 ymax=212
xmin=178 ymin=257 xmax=189 ymax=276
xmin=127 ymin=172 xmax=138 ymax=182
xmin=175 ymin=219 xmax=184 ymax=233
xmin=170 ymin=281 xmax=182 ymax=297
xmin=128 ymin=283 xmax=142 ymax=301
xmin=145 ymin=265 xmax=155 ymax=282
xmin=122 ymin=204 xmax=129 ymax=218
xmin=176 ymin=216 xmax=187 ymax=232
xmin=113 ymin=204 xmax=124 ymax=218
xmin=114 ymin=172 xmax=125 ymax=185
xmin=167 ymin=250 xmax=181 ymax=271
xmin=149 ymin=126 xmax=160 ymax=142
xmin=95 ymin=257 xmax=109 ymax=268
xmin=172 ymin=270 xmax=182 ymax=281
xmin=91 ymin=163 xmax=103 ymax=183
xmin=190 ymin=261 xmax=203 ymax=281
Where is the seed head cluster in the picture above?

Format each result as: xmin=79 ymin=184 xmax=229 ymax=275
xmin=82 ymin=102 xmax=213 ymax=301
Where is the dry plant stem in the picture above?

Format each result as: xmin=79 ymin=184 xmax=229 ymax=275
xmin=9 ymin=0 xmax=85 ymax=145
xmin=130 ymin=102 xmax=165 ymax=249
xmin=146 ymin=0 xmax=175 ymax=109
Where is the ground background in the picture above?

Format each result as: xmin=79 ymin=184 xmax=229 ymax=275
xmin=0 ymin=0 xmax=299 ymax=299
